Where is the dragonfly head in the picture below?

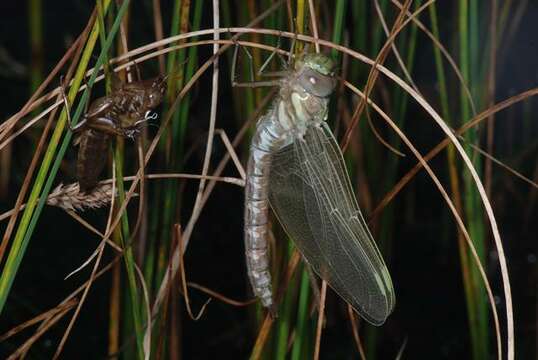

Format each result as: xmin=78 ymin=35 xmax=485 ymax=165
xmin=295 ymin=53 xmax=337 ymax=98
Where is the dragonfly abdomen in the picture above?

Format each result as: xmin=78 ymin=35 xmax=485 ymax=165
xmin=76 ymin=128 xmax=110 ymax=193
xmin=244 ymin=156 xmax=273 ymax=308
xmin=244 ymin=109 xmax=290 ymax=311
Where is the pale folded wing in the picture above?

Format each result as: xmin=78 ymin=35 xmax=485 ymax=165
xmin=269 ymin=123 xmax=395 ymax=325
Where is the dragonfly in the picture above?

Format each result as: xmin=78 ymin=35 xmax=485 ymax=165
xmin=238 ymin=48 xmax=395 ymax=325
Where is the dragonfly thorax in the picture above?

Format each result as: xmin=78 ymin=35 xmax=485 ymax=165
xmin=254 ymin=53 xmax=338 ymax=149
xmin=273 ymin=78 xmax=330 ymax=143
xmin=270 ymin=53 xmax=337 ymax=140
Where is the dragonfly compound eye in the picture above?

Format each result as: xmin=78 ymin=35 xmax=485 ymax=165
xmin=298 ymin=68 xmax=337 ymax=98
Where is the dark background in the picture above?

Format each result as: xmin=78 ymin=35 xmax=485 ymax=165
xmin=0 ymin=1 xmax=536 ymax=359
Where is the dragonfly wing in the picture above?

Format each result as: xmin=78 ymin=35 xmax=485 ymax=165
xmin=269 ymin=124 xmax=395 ymax=325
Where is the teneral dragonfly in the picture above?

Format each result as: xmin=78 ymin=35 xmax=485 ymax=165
xmin=242 ymin=51 xmax=395 ymax=325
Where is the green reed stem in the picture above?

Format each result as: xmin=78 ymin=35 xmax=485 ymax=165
xmin=430 ymin=9 xmax=480 ymax=360
xmin=370 ymin=0 xmax=388 ymax=56
xmin=290 ymin=265 xmax=311 ymax=360
xmin=96 ymin=0 xmax=113 ymax=92
xmin=331 ymin=0 xmax=346 ymax=59
xmin=458 ymin=3 xmax=479 ymax=359
xmin=350 ymin=0 xmax=367 ymax=82
xmin=459 ymin=1 xmax=490 ymax=359
xmin=114 ymin=139 xmax=145 ymax=360
xmin=28 ymin=0 xmax=43 ymax=95
xmin=0 ymin=0 xmax=127 ymax=315
xmin=428 ymin=4 xmax=451 ymax=125
xmin=275 ymin=242 xmax=295 ymax=359
xmin=154 ymin=0 xmax=202 ymax=296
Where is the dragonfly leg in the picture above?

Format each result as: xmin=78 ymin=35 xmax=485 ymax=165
xmin=80 ymin=71 xmax=94 ymax=115
xmin=125 ymin=58 xmax=142 ymax=82
xmin=256 ymin=32 xmax=290 ymax=78
xmin=110 ymin=64 xmax=125 ymax=92
xmin=59 ymin=75 xmax=87 ymax=133
xmin=288 ymin=21 xmax=299 ymax=66
xmin=230 ymin=39 xmax=280 ymax=88
xmin=133 ymin=59 xmax=142 ymax=81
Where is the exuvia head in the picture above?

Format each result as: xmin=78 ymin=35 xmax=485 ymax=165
xmin=295 ymin=53 xmax=337 ymax=98
xmin=147 ymin=75 xmax=168 ymax=108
